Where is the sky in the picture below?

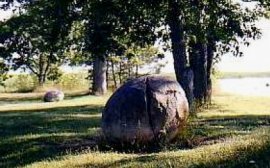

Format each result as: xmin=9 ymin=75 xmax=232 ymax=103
xmin=1 ymin=7 xmax=270 ymax=73
xmin=0 ymin=8 xmax=13 ymax=21
xmin=217 ymin=19 xmax=270 ymax=72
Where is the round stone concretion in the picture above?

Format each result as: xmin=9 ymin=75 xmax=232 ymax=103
xmin=102 ymin=75 xmax=189 ymax=144
xmin=44 ymin=90 xmax=64 ymax=102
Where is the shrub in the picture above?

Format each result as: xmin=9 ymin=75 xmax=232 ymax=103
xmin=2 ymin=74 xmax=37 ymax=93
xmin=0 ymin=72 xmax=91 ymax=93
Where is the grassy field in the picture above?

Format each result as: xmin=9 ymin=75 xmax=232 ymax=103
xmin=217 ymin=71 xmax=270 ymax=79
xmin=0 ymin=90 xmax=90 ymax=103
xmin=1 ymin=91 xmax=270 ymax=168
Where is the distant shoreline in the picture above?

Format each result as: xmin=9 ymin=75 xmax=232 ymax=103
xmin=218 ymin=72 xmax=270 ymax=79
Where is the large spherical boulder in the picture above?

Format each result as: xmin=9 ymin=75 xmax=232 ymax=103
xmin=43 ymin=90 xmax=64 ymax=102
xmin=102 ymin=75 xmax=189 ymax=144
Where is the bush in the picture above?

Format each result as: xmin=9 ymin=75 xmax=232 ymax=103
xmin=1 ymin=74 xmax=37 ymax=93
xmin=56 ymin=72 xmax=89 ymax=91
xmin=0 ymin=72 xmax=90 ymax=93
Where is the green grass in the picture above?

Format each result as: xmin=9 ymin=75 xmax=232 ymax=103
xmin=217 ymin=71 xmax=270 ymax=79
xmin=0 ymin=90 xmax=90 ymax=104
xmin=1 ymin=92 xmax=270 ymax=168
xmin=0 ymin=95 xmax=107 ymax=168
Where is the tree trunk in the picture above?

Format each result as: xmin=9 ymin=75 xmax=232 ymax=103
xmin=183 ymin=67 xmax=194 ymax=106
xmin=128 ymin=62 xmax=132 ymax=78
xmin=135 ymin=65 xmax=139 ymax=77
xmin=190 ymin=42 xmax=208 ymax=105
xmin=37 ymin=55 xmax=47 ymax=86
xmin=38 ymin=75 xmax=46 ymax=86
xmin=106 ymin=60 xmax=109 ymax=89
xmin=111 ymin=61 xmax=118 ymax=89
xmin=92 ymin=56 xmax=107 ymax=96
xmin=118 ymin=62 xmax=123 ymax=84
xmin=205 ymin=38 xmax=215 ymax=104
xmin=167 ymin=1 xmax=191 ymax=105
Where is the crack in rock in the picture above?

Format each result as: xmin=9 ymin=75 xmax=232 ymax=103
xmin=145 ymin=77 xmax=156 ymax=140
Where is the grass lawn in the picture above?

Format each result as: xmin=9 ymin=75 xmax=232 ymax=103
xmin=1 ymin=91 xmax=270 ymax=168
xmin=0 ymin=90 xmax=90 ymax=103
xmin=217 ymin=71 xmax=270 ymax=79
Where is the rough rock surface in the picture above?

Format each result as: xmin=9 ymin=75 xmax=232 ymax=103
xmin=44 ymin=90 xmax=64 ymax=102
xmin=102 ymin=75 xmax=189 ymax=144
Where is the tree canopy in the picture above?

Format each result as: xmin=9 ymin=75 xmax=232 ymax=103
xmin=0 ymin=0 xmax=76 ymax=85
xmin=0 ymin=0 xmax=268 ymax=103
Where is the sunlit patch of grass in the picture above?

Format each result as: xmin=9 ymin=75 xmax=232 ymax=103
xmin=218 ymin=71 xmax=270 ymax=79
xmin=25 ymin=152 xmax=137 ymax=168
xmin=200 ymin=93 xmax=270 ymax=117
xmin=0 ymin=95 xmax=108 ymax=113
xmin=25 ymin=127 xmax=270 ymax=168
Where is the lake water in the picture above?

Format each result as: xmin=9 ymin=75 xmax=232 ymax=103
xmin=219 ymin=77 xmax=270 ymax=96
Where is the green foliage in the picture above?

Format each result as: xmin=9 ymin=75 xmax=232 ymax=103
xmin=0 ymin=0 xmax=76 ymax=85
xmin=107 ymin=45 xmax=166 ymax=88
xmin=2 ymin=74 xmax=37 ymax=93
xmin=47 ymin=65 xmax=63 ymax=82
xmin=0 ymin=72 xmax=90 ymax=93
xmin=125 ymin=45 xmax=165 ymax=67
xmin=56 ymin=72 xmax=89 ymax=91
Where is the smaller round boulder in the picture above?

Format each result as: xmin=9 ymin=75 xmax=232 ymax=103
xmin=44 ymin=90 xmax=64 ymax=102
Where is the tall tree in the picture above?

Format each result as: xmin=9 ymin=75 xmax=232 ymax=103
xmin=82 ymin=0 xmax=120 ymax=95
xmin=72 ymin=0 xmax=160 ymax=95
xmin=122 ymin=0 xmax=262 ymax=106
xmin=184 ymin=0 xmax=262 ymax=105
xmin=0 ymin=0 xmax=76 ymax=85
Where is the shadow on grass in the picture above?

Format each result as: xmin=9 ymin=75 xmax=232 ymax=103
xmin=0 ymin=104 xmax=103 ymax=168
xmin=1 ymin=102 xmax=270 ymax=167
xmin=0 ymin=103 xmax=103 ymax=114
